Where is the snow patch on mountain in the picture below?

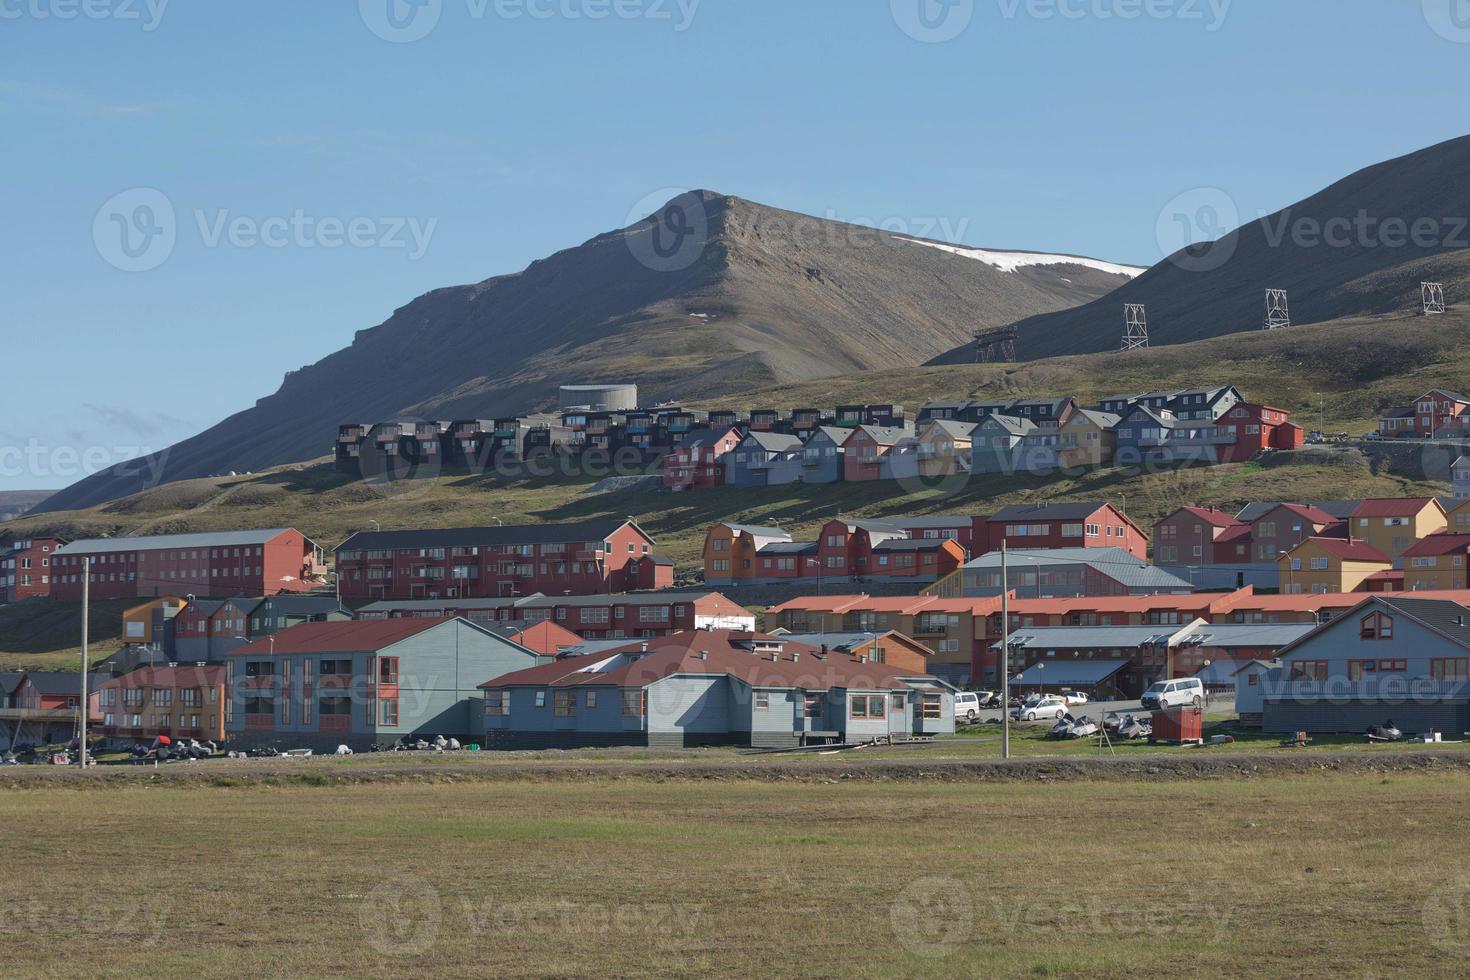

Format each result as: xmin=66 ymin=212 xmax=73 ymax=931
xmin=899 ymin=237 xmax=1146 ymax=278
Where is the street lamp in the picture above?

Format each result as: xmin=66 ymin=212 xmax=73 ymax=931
xmin=1280 ymin=550 xmax=1292 ymax=595
xmin=805 ymin=558 xmax=823 ymax=596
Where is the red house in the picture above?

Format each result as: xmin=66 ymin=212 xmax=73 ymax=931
xmin=1378 ymin=388 xmax=1470 ymax=438
xmin=1 ymin=536 xmax=66 ymax=602
xmin=663 ymin=426 xmax=742 ymax=490
xmin=983 ymin=502 xmax=1147 ymax=558
xmin=335 ymin=519 xmax=671 ymax=601
xmin=1216 ymin=403 xmax=1304 ymax=461
xmin=50 ymin=529 xmax=325 ymax=602
xmin=815 ymin=519 xmax=909 ymax=581
xmin=842 ymin=426 xmax=914 ymax=482
xmin=1152 ymin=507 xmax=1251 ymax=565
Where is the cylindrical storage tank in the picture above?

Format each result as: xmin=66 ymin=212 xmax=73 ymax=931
xmin=558 ymin=384 xmax=639 ymax=413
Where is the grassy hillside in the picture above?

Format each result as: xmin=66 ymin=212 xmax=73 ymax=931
xmin=0 ymin=598 xmax=131 ymax=671
xmin=705 ymin=308 xmax=1469 ymax=434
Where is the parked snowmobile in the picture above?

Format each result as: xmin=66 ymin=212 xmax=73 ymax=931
xmin=1366 ymin=721 xmax=1403 ymax=742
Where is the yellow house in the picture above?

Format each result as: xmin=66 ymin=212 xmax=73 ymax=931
xmin=702 ymin=523 xmax=792 ymax=585
xmin=1445 ymin=498 xmax=1470 ymax=534
xmin=916 ymin=420 xmax=978 ymax=477
xmin=1401 ymin=534 xmax=1470 ymax=591
xmin=1278 ymin=538 xmax=1391 ymax=594
xmin=121 ymin=596 xmax=186 ymax=645
xmin=1347 ymin=498 xmax=1447 ymax=561
xmin=1055 ymin=409 xmax=1120 ymax=469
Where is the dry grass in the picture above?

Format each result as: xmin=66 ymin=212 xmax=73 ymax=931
xmin=4 ymin=772 xmax=1470 ymax=977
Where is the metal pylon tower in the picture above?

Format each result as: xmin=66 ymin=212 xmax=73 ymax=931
xmin=1121 ymin=304 xmax=1149 ymax=351
xmin=974 ymin=326 xmax=1019 ymax=363
xmin=1423 ymin=282 xmax=1446 ymax=316
xmin=1264 ymin=289 xmax=1290 ymax=330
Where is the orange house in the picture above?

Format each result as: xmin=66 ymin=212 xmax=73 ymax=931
xmin=703 ymin=523 xmax=794 ymax=585
xmin=96 ymin=665 xmax=227 ymax=743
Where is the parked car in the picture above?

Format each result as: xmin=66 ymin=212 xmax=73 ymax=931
xmin=1012 ymin=697 xmax=1068 ymax=722
xmin=1061 ymin=689 xmax=1089 ymax=705
xmin=954 ymin=692 xmax=984 ymax=723
xmin=1140 ymin=677 xmax=1206 ymax=710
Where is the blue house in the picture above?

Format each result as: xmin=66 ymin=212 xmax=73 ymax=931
xmin=1261 ymin=595 xmax=1470 ymax=734
xmin=969 ymin=415 xmax=1036 ymax=475
xmin=795 ymin=426 xmax=847 ymax=484
xmin=480 ymin=630 xmax=956 ymax=749
xmin=727 ymin=432 xmax=805 ymax=487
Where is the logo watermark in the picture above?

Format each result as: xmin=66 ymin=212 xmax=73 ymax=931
xmin=0 ymin=0 xmax=169 ymax=30
xmin=0 ymin=438 xmax=166 ymax=485
xmin=996 ymin=0 xmax=1231 ymax=31
xmin=1156 ymin=187 xmax=1239 ymax=273
xmin=892 ymin=0 xmax=975 ymax=43
xmin=360 ymin=0 xmax=701 ymax=43
xmin=93 ymin=188 xmax=437 ymax=272
xmin=1423 ymin=0 xmax=1470 ymax=43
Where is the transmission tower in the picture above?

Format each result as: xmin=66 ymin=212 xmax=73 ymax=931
xmin=1423 ymin=282 xmax=1446 ymax=316
xmin=974 ymin=326 xmax=1018 ymax=363
xmin=1264 ymin=289 xmax=1290 ymax=330
xmin=1121 ymin=304 xmax=1149 ymax=351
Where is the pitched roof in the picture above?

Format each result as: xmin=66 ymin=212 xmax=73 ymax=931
xmin=871 ymin=538 xmax=959 ymax=553
xmin=228 ymin=617 xmax=458 ymax=655
xmin=99 ymin=664 xmax=225 ymax=688
xmin=719 ymin=523 xmax=791 ymax=540
xmin=1291 ymin=537 xmax=1391 ymax=563
xmin=979 ymin=415 xmax=1036 ymax=436
xmin=1070 ymin=409 xmax=1121 ymax=428
xmin=1011 ymin=660 xmax=1129 ymax=687
xmin=923 ymin=419 xmax=979 ymax=438
xmin=256 ymin=594 xmax=349 ymax=617
xmin=56 ymin=528 xmax=302 ymax=557
xmin=1403 ymin=534 xmax=1470 ymax=557
xmin=481 ymin=630 xmax=930 ymax=693
xmin=1170 ymin=506 xmax=1246 ymax=528
xmin=778 ymin=631 xmax=931 ymax=656
xmin=337 ymin=519 xmax=642 ymax=553
xmin=17 ymin=671 xmax=104 ymax=696
xmin=990 ymin=502 xmax=1111 ymax=522
xmin=1274 ymin=595 xmax=1470 ymax=660
xmin=1352 ymin=497 xmax=1444 ymax=518
xmin=740 ymin=432 xmax=804 ymax=452
xmin=847 ymin=424 xmax=914 ymax=445
xmin=962 ymin=548 xmax=1191 ymax=590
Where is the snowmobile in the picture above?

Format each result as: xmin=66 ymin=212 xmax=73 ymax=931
xmin=1366 ymin=721 xmax=1403 ymax=742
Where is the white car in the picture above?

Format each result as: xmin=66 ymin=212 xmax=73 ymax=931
xmin=1140 ymin=677 xmax=1206 ymax=710
xmin=954 ymin=692 xmax=984 ymax=723
xmin=1061 ymin=690 xmax=1090 ymax=705
xmin=1012 ymin=697 xmax=1069 ymax=722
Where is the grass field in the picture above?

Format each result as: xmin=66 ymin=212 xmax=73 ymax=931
xmin=5 ymin=768 xmax=1470 ymax=978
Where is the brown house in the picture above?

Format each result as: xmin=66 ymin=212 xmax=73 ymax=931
xmin=96 ymin=665 xmax=227 ymax=743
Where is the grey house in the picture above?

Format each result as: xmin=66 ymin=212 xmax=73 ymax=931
xmin=481 ymin=630 xmax=956 ymax=750
xmin=225 ymin=616 xmax=548 ymax=752
xmin=726 ymin=432 xmax=806 ymax=487
xmin=1261 ymin=595 xmax=1470 ymax=734
xmin=795 ymin=426 xmax=847 ymax=484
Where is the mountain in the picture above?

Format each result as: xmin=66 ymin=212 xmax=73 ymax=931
xmin=0 ymin=491 xmax=51 ymax=522
xmin=36 ymin=191 xmax=1139 ymax=513
xmin=930 ymin=135 xmax=1470 ymax=363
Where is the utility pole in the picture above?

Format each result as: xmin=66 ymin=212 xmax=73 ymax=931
xmin=1000 ymin=541 xmax=1010 ymax=760
xmin=78 ymin=558 xmax=90 ymax=768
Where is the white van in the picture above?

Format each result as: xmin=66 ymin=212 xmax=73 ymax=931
xmin=1140 ymin=677 xmax=1206 ymax=710
xmin=954 ymin=692 xmax=983 ymax=723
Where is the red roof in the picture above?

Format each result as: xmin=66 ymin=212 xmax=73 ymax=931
xmin=228 ymin=617 xmax=454 ymax=655
xmin=1403 ymin=534 xmax=1470 ymax=557
xmin=1295 ymin=537 xmax=1391 ymax=563
xmin=1351 ymin=497 xmax=1442 ymax=518
xmin=1215 ymin=524 xmax=1253 ymax=544
xmin=505 ymin=620 xmax=584 ymax=656
xmin=96 ymin=664 xmax=225 ymax=688
xmin=1267 ymin=503 xmax=1339 ymax=525
xmin=481 ymin=630 xmax=920 ymax=692
xmin=1175 ymin=506 xmax=1246 ymax=528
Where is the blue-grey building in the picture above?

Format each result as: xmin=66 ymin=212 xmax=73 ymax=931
xmin=795 ymin=426 xmax=847 ymax=484
xmin=1260 ymin=595 xmax=1470 ymax=734
xmin=481 ymin=630 xmax=956 ymax=749
xmin=957 ymin=547 xmax=1194 ymax=598
xmin=726 ymin=432 xmax=805 ymax=487
xmin=226 ymin=616 xmax=548 ymax=752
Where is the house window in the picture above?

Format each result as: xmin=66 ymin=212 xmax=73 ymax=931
xmin=1431 ymin=659 xmax=1470 ymax=682
xmin=535 ymin=691 xmax=547 ymax=709
xmin=1360 ymin=613 xmax=1393 ymax=640
xmin=754 ymin=692 xmax=770 ymax=711
xmin=622 ymin=690 xmax=647 ymax=717
xmin=554 ymin=691 xmax=576 ymax=716
xmin=585 ymin=691 xmax=598 ymax=709
xmin=1290 ymin=660 xmax=1330 ymax=681
xmin=921 ymin=694 xmax=942 ymax=719
xmin=850 ymin=695 xmax=887 ymax=719
xmin=484 ymin=691 xmax=510 ymax=716
xmin=379 ymin=657 xmax=399 ymax=685
xmin=803 ymin=692 xmax=822 ymax=718
xmin=380 ymin=699 xmax=399 ymax=726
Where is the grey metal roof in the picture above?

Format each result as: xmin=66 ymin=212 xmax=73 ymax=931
xmin=779 ymin=632 xmax=905 ymax=652
xmin=990 ymin=502 xmax=1108 ymax=521
xmin=887 ymin=516 xmax=977 ymax=529
xmin=979 ymin=415 xmax=1036 ymax=436
xmin=922 ymin=420 xmax=979 ymax=438
xmin=871 ymin=539 xmax=954 ymax=552
xmin=338 ymin=519 xmax=639 ymax=553
xmin=1011 ymin=660 xmax=1129 ymax=686
xmin=740 ymin=432 xmax=803 ymax=452
xmin=1171 ymin=623 xmax=1317 ymax=648
xmin=998 ymin=626 xmax=1182 ymax=650
xmin=356 ymin=595 xmax=537 ymax=613
xmin=1071 ymin=409 xmax=1121 ymax=428
xmin=757 ymin=541 xmax=819 ymax=555
xmin=963 ymin=548 xmax=1192 ymax=590
xmin=853 ymin=424 xmax=915 ymax=443
xmin=258 ymin=595 xmax=349 ymax=617
xmin=808 ymin=426 xmax=852 ymax=446
xmin=56 ymin=528 xmax=302 ymax=556
xmin=720 ymin=523 xmax=791 ymax=540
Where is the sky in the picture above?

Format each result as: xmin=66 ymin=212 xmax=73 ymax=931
xmin=2 ymin=0 xmax=1468 ymax=493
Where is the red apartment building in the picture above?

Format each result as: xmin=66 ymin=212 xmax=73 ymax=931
xmin=1378 ymin=388 xmax=1470 ymax=438
xmin=983 ymin=502 xmax=1147 ymax=558
xmin=1152 ymin=507 xmax=1252 ymax=565
xmin=1 ymin=536 xmax=66 ymax=602
xmin=334 ymin=519 xmax=671 ymax=601
xmin=662 ymin=426 xmax=742 ymax=490
xmin=50 ymin=529 xmax=324 ymax=601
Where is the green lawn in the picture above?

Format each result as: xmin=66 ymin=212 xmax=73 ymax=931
xmin=4 ymin=771 xmax=1470 ymax=977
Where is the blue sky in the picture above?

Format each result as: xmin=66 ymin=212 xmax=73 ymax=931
xmin=2 ymin=0 xmax=1467 ymax=492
